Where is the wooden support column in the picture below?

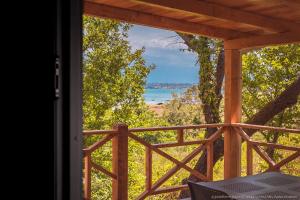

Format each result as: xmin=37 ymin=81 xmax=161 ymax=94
xmin=84 ymin=155 xmax=91 ymax=200
xmin=224 ymin=47 xmax=242 ymax=179
xmin=206 ymin=142 xmax=214 ymax=181
xmin=112 ymin=124 xmax=128 ymax=200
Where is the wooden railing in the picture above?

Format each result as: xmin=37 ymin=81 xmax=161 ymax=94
xmin=231 ymin=123 xmax=300 ymax=175
xmin=83 ymin=123 xmax=300 ymax=200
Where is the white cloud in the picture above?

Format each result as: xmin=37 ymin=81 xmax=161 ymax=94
xmin=128 ymin=25 xmax=188 ymax=51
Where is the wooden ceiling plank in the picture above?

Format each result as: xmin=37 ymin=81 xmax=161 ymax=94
xmin=84 ymin=1 xmax=253 ymax=39
xmin=224 ymin=32 xmax=300 ymax=50
xmin=136 ymin=0 xmax=300 ymax=33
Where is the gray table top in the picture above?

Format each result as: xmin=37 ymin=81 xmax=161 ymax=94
xmin=193 ymin=172 xmax=300 ymax=200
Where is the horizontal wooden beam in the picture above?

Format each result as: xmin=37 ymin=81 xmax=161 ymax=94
xmin=83 ymin=129 xmax=118 ymax=136
xmin=224 ymin=32 xmax=300 ymax=50
xmin=151 ymin=185 xmax=188 ymax=195
xmin=136 ymin=0 xmax=300 ymax=33
xmin=84 ymin=2 xmax=252 ymax=39
xmin=251 ymin=141 xmax=300 ymax=152
xmin=231 ymin=123 xmax=300 ymax=133
xmin=153 ymin=140 xmax=208 ymax=148
xmin=130 ymin=123 xmax=228 ymax=132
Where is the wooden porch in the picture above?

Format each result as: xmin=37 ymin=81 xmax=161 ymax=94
xmin=82 ymin=0 xmax=300 ymax=199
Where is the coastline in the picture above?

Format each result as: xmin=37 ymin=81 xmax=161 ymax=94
xmin=147 ymin=103 xmax=165 ymax=116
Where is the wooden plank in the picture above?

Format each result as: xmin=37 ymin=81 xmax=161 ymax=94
xmin=136 ymin=165 xmax=181 ymax=200
xmin=224 ymin=48 xmax=242 ymax=179
xmin=112 ymin=124 xmax=128 ymax=200
xmin=235 ymin=127 xmax=251 ymax=142
xmin=153 ymin=140 xmax=208 ymax=148
xmin=91 ymin=162 xmax=117 ymax=180
xmin=129 ymin=132 xmax=208 ymax=181
xmin=225 ymin=32 xmax=300 ymax=50
xmin=83 ymin=129 xmax=118 ymax=136
xmin=206 ymin=143 xmax=214 ymax=181
xmin=238 ymin=128 xmax=276 ymax=168
xmin=177 ymin=129 xmax=184 ymax=144
xmin=83 ymin=132 xmax=117 ymax=155
xmin=247 ymin=142 xmax=253 ymax=175
xmin=84 ymin=2 xmax=252 ymax=39
xmin=206 ymin=127 xmax=225 ymax=143
xmin=231 ymin=123 xmax=300 ymax=134
xmin=145 ymin=147 xmax=152 ymax=191
xmin=130 ymin=123 xmax=228 ymax=132
xmin=251 ymin=141 xmax=300 ymax=151
xmin=151 ymin=185 xmax=188 ymax=195
xmin=272 ymin=151 xmax=300 ymax=170
xmin=137 ymin=0 xmax=300 ymax=33
xmin=252 ymin=144 xmax=276 ymax=168
xmin=135 ymin=142 xmax=206 ymax=199
xmin=84 ymin=155 xmax=91 ymax=200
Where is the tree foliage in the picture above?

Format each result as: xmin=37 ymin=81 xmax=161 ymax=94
xmin=83 ymin=16 xmax=154 ymax=130
xmin=242 ymin=44 xmax=300 ymax=128
xmin=242 ymin=44 xmax=300 ymax=164
xmin=163 ymin=85 xmax=204 ymax=126
xmin=83 ymin=16 xmax=300 ymax=199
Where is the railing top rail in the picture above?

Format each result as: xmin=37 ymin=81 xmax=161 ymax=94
xmin=83 ymin=123 xmax=300 ymax=136
xmin=129 ymin=123 xmax=229 ymax=132
xmin=232 ymin=123 xmax=300 ymax=134
xmin=83 ymin=130 xmax=119 ymax=136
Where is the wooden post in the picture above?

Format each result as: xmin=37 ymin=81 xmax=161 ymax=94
xmin=247 ymin=141 xmax=253 ymax=175
xmin=206 ymin=142 xmax=214 ymax=181
xmin=177 ymin=129 xmax=184 ymax=144
xmin=112 ymin=124 xmax=128 ymax=200
xmin=145 ymin=147 xmax=152 ymax=191
xmin=224 ymin=48 xmax=242 ymax=179
xmin=84 ymin=155 xmax=91 ymax=200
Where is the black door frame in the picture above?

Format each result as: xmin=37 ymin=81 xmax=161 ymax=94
xmin=55 ymin=0 xmax=83 ymax=199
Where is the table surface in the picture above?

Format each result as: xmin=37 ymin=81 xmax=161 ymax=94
xmin=193 ymin=172 xmax=300 ymax=200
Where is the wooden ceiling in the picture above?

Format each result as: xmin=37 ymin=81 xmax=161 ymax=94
xmin=84 ymin=0 xmax=300 ymax=49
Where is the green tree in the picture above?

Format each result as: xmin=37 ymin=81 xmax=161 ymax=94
xmin=163 ymin=85 xmax=204 ymax=126
xmin=83 ymin=16 xmax=172 ymax=200
xmin=83 ymin=16 xmax=154 ymax=130
xmin=176 ymin=32 xmax=300 ymax=197
xmin=242 ymin=45 xmax=300 ymax=162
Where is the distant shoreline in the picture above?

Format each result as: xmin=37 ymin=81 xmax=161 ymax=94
xmin=146 ymin=82 xmax=196 ymax=89
xmin=147 ymin=102 xmax=165 ymax=116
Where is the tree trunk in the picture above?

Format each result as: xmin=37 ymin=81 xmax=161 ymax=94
xmin=177 ymin=33 xmax=300 ymax=198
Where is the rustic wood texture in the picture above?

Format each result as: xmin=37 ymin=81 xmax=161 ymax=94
xmin=177 ymin=129 xmax=184 ymax=144
xmin=112 ymin=124 xmax=129 ymax=200
xmin=232 ymin=123 xmax=300 ymax=134
xmin=151 ymin=184 xmax=188 ymax=195
xmin=83 ymin=123 xmax=299 ymax=200
xmin=153 ymin=140 xmax=208 ymax=148
xmin=84 ymin=155 xmax=92 ymax=200
xmin=91 ymin=162 xmax=117 ymax=180
xmin=129 ymin=123 xmax=228 ymax=132
xmin=137 ymin=0 xmax=300 ymax=32
xmin=206 ymin=142 xmax=214 ymax=181
xmin=83 ymin=132 xmax=117 ymax=155
xmin=128 ymin=132 xmax=208 ymax=181
xmin=85 ymin=0 xmax=300 ymax=46
xmin=83 ymin=129 xmax=118 ymax=136
xmin=225 ymin=32 xmax=300 ymax=50
xmin=84 ymin=2 xmax=251 ymax=39
xmin=246 ymin=141 xmax=253 ymax=175
xmin=224 ymin=48 xmax=242 ymax=179
xmin=145 ymin=147 xmax=152 ymax=191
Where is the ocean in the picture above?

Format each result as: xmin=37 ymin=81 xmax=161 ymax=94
xmin=144 ymin=88 xmax=187 ymax=104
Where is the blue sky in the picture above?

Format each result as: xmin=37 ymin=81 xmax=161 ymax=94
xmin=127 ymin=25 xmax=198 ymax=83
